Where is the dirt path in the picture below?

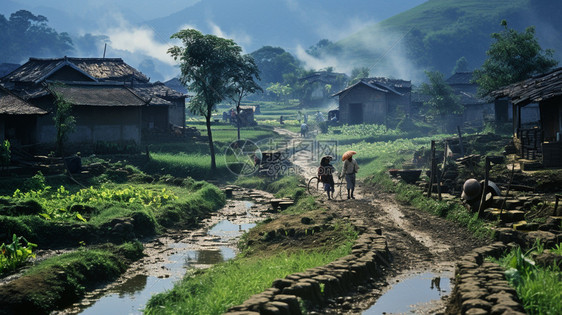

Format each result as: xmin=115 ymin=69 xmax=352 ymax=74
xmin=275 ymin=127 xmax=491 ymax=314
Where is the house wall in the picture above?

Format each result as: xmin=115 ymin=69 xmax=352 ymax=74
xmin=143 ymin=106 xmax=169 ymax=131
xmin=463 ymin=103 xmax=494 ymax=125
xmin=540 ymin=97 xmax=562 ymax=141
xmin=339 ymin=85 xmax=387 ymax=124
xmin=36 ymin=106 xmax=142 ymax=144
xmin=1 ymin=115 xmax=38 ymax=145
xmin=168 ymin=99 xmax=185 ymax=127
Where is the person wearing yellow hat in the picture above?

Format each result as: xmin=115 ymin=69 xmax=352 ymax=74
xmin=341 ymin=153 xmax=359 ymax=199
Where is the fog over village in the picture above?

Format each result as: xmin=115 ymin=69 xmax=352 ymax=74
xmin=0 ymin=1 xmax=562 ymax=314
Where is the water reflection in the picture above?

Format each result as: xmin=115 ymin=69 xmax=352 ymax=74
xmin=112 ymin=275 xmax=148 ymax=297
xmin=363 ymin=272 xmax=452 ymax=315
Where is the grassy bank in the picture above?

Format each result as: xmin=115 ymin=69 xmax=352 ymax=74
xmin=144 ymin=175 xmax=357 ymax=314
xmin=0 ymin=176 xmax=225 ymax=248
xmin=0 ymin=242 xmax=143 ymax=315
xmin=368 ymin=172 xmax=494 ymax=239
xmin=145 ymin=245 xmax=353 ymax=314
xmin=493 ymin=245 xmax=562 ymax=314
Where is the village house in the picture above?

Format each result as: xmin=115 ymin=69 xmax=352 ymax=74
xmin=333 ymin=77 xmax=411 ymax=125
xmin=445 ymin=72 xmax=494 ymax=126
xmin=0 ymin=57 xmax=186 ymax=149
xmin=0 ymin=85 xmax=47 ymax=145
xmin=492 ymin=67 xmax=562 ymax=167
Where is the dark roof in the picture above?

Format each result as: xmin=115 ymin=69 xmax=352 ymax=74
xmin=49 ymin=82 xmax=148 ymax=107
xmin=298 ymin=71 xmax=349 ymax=84
xmin=446 ymin=72 xmax=474 ymax=85
xmin=0 ymin=63 xmax=20 ymax=78
xmin=164 ymin=78 xmax=188 ymax=94
xmin=2 ymin=57 xmax=149 ymax=84
xmin=332 ymin=77 xmax=410 ymax=97
xmin=491 ymin=67 xmax=562 ymax=106
xmin=133 ymin=82 xmax=186 ymax=106
xmin=0 ymin=86 xmax=47 ymax=115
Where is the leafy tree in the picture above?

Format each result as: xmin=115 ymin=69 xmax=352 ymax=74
xmin=348 ymin=67 xmax=370 ymax=86
xmin=51 ymin=88 xmax=75 ymax=157
xmin=0 ymin=10 xmax=73 ymax=63
xmin=474 ymin=20 xmax=558 ymax=96
xmin=419 ymin=71 xmax=462 ymax=131
xmin=266 ymin=83 xmax=292 ymax=104
xmin=168 ymin=29 xmax=245 ymax=172
xmin=250 ymin=46 xmax=300 ymax=87
xmin=228 ymin=54 xmax=262 ymax=140
xmin=452 ymin=56 xmax=469 ymax=74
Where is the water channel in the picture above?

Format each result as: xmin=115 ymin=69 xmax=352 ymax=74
xmin=363 ymin=270 xmax=453 ymax=315
xmin=58 ymin=197 xmax=266 ymax=315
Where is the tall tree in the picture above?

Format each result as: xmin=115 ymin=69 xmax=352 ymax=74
xmin=168 ymin=29 xmax=244 ymax=172
xmin=474 ymin=20 xmax=558 ymax=96
xmin=0 ymin=10 xmax=73 ymax=63
xmin=250 ymin=46 xmax=300 ymax=86
xmin=419 ymin=71 xmax=462 ymax=131
xmin=229 ymin=54 xmax=262 ymax=140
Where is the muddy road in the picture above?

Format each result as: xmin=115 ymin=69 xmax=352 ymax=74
xmin=278 ymin=127 xmax=491 ymax=314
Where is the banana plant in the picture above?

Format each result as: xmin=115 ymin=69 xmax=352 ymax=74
xmin=0 ymin=234 xmax=37 ymax=274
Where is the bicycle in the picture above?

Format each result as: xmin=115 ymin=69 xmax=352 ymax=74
xmin=307 ymin=174 xmax=345 ymax=200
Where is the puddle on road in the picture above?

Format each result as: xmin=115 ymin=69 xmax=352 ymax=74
xmin=363 ymin=271 xmax=452 ymax=315
xmin=77 ymin=200 xmax=258 ymax=315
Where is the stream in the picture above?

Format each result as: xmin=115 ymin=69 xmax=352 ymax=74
xmin=54 ymin=187 xmax=273 ymax=315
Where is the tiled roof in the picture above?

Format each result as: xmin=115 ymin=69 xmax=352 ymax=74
xmin=446 ymin=72 xmax=474 ymax=85
xmin=48 ymin=83 xmax=148 ymax=107
xmin=0 ymin=86 xmax=47 ymax=115
xmin=332 ymin=77 xmax=410 ymax=97
xmin=2 ymin=57 xmax=149 ymax=84
xmin=491 ymin=67 xmax=562 ymax=105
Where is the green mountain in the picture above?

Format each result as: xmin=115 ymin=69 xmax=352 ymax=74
xmin=329 ymin=0 xmax=562 ymax=79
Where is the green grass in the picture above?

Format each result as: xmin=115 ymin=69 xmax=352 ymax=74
xmin=144 ymin=152 xmax=232 ymax=180
xmin=145 ymin=243 xmax=353 ymax=315
xmin=494 ymin=246 xmax=562 ymax=315
xmin=0 ymin=180 xmax=226 ymax=247
xmin=369 ymin=172 xmax=494 ymax=239
xmin=333 ymin=136 xmax=449 ymax=178
xmin=0 ymin=242 xmax=143 ymax=314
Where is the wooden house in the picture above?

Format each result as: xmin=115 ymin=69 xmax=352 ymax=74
xmin=0 ymin=57 xmax=186 ymax=147
xmin=445 ymin=72 xmax=494 ymax=126
xmin=492 ymin=67 xmax=562 ymax=167
xmin=333 ymin=77 xmax=411 ymax=125
xmin=0 ymin=86 xmax=47 ymax=145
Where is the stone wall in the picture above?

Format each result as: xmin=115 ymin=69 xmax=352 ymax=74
xmin=445 ymin=241 xmax=527 ymax=315
xmin=224 ymin=224 xmax=390 ymax=315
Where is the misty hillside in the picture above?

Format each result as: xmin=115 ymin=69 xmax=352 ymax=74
xmin=146 ymin=0 xmax=425 ymax=53
xmin=329 ymin=0 xmax=562 ymax=79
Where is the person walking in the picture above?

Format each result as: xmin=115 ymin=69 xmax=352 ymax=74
xmin=318 ymin=156 xmax=335 ymax=199
xmin=341 ymin=151 xmax=359 ymax=199
xmin=300 ymin=123 xmax=308 ymax=137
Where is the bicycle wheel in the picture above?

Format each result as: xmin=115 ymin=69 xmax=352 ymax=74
xmin=307 ymin=177 xmax=323 ymax=197
xmin=333 ymin=177 xmax=346 ymax=200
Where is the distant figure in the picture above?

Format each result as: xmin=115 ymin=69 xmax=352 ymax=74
xmin=303 ymin=113 xmax=308 ymax=124
xmin=222 ymin=111 xmax=228 ymax=122
xmin=300 ymin=123 xmax=308 ymax=137
xmin=279 ymin=115 xmax=284 ymax=125
xmin=318 ymin=156 xmax=335 ymax=200
xmin=341 ymin=154 xmax=359 ymax=199
xmin=316 ymin=111 xmax=325 ymax=122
